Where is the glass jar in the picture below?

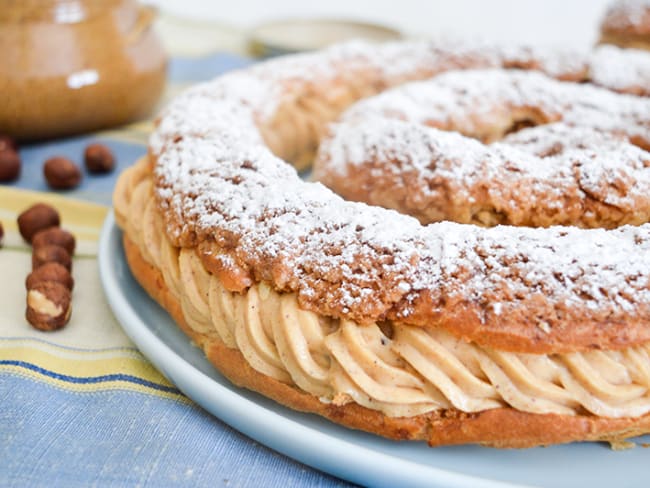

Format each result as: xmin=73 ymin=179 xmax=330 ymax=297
xmin=0 ymin=0 xmax=167 ymax=140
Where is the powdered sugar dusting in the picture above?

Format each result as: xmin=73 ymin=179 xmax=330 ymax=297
xmin=340 ymin=69 xmax=650 ymax=144
xmin=433 ymin=222 xmax=650 ymax=314
xmin=317 ymin=118 xmax=650 ymax=219
xmin=151 ymin=40 xmax=650 ymax=327
xmin=315 ymin=70 xmax=650 ymax=225
xmin=590 ymin=45 xmax=650 ymax=96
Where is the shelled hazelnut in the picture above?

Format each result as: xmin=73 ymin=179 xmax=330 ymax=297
xmin=26 ymin=262 xmax=74 ymax=290
xmin=84 ymin=143 xmax=115 ymax=173
xmin=17 ymin=203 xmax=60 ymax=242
xmin=43 ymin=156 xmax=82 ymax=190
xmin=32 ymin=227 xmax=76 ymax=255
xmin=25 ymin=281 xmax=72 ymax=331
xmin=32 ymin=244 xmax=72 ymax=271
xmin=0 ymin=149 xmax=21 ymax=182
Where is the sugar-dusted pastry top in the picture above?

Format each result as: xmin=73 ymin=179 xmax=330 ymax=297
xmin=590 ymin=45 xmax=650 ymax=95
xmin=149 ymin=41 xmax=650 ymax=161
xmin=327 ymin=69 xmax=650 ymax=146
xmin=601 ymin=0 xmax=650 ymax=37
xmin=313 ymin=70 xmax=650 ymax=228
xmin=150 ymin=40 xmax=650 ymax=353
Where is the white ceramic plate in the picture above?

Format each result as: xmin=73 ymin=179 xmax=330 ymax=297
xmin=99 ymin=212 xmax=650 ymax=488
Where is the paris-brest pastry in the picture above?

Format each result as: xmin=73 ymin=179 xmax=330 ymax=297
xmin=114 ymin=38 xmax=650 ymax=447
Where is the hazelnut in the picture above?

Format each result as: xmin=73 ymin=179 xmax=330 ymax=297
xmin=32 ymin=244 xmax=72 ymax=271
xmin=84 ymin=143 xmax=115 ymax=173
xmin=0 ymin=149 xmax=21 ymax=182
xmin=26 ymin=281 xmax=72 ymax=331
xmin=0 ymin=134 xmax=17 ymax=152
xmin=43 ymin=156 xmax=82 ymax=190
xmin=17 ymin=203 xmax=60 ymax=242
xmin=26 ymin=262 xmax=74 ymax=290
xmin=32 ymin=227 xmax=76 ymax=255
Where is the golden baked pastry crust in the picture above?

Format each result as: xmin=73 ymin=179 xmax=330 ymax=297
xmin=313 ymin=72 xmax=650 ymax=229
xmin=600 ymin=0 xmax=650 ymax=50
xmin=123 ymin=234 xmax=650 ymax=448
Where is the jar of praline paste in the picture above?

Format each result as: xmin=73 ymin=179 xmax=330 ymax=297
xmin=0 ymin=0 xmax=167 ymax=140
